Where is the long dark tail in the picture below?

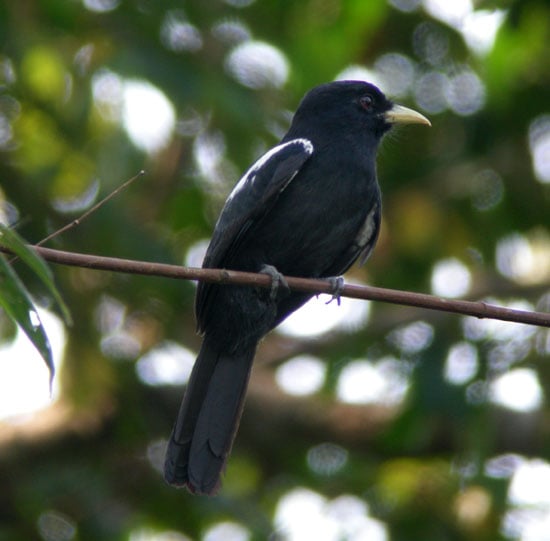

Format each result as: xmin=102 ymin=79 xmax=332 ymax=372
xmin=164 ymin=336 xmax=257 ymax=495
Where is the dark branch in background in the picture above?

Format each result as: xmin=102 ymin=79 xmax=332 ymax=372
xmin=7 ymin=245 xmax=549 ymax=328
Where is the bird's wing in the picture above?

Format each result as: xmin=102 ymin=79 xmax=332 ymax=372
xmin=195 ymin=138 xmax=314 ymax=330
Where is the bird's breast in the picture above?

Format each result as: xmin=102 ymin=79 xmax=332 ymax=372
xmin=241 ymin=157 xmax=380 ymax=276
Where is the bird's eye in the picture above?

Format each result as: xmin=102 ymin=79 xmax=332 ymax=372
xmin=360 ymin=95 xmax=374 ymax=111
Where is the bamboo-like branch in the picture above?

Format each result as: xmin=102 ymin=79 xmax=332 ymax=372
xmin=13 ymin=245 xmax=550 ymax=328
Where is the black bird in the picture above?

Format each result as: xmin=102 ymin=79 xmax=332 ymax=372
xmin=164 ymin=80 xmax=430 ymax=494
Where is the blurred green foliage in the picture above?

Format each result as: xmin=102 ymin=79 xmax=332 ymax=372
xmin=0 ymin=1 xmax=549 ymax=540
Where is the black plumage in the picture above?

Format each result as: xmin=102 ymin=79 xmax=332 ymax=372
xmin=164 ymin=80 xmax=430 ymax=494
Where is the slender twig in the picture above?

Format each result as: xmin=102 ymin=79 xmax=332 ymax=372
xmin=4 ymin=245 xmax=548 ymax=328
xmin=35 ymin=170 xmax=146 ymax=247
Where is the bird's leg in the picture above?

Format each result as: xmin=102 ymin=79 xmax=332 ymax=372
xmin=325 ymin=276 xmax=345 ymax=306
xmin=260 ymin=264 xmax=290 ymax=301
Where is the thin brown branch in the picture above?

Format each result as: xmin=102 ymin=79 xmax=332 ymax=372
xmin=35 ymin=170 xmax=146 ymax=247
xmin=9 ymin=245 xmax=550 ymax=328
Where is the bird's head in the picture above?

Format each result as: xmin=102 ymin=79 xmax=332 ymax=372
xmin=289 ymin=80 xmax=430 ymax=145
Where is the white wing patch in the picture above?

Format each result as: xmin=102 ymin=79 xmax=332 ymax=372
xmin=355 ymin=204 xmax=379 ymax=264
xmin=227 ymin=138 xmax=314 ymax=202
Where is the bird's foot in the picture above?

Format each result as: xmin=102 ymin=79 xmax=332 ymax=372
xmin=260 ymin=264 xmax=290 ymax=301
xmin=325 ymin=276 xmax=345 ymax=306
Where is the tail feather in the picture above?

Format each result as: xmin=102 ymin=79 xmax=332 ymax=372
xmin=164 ymin=337 xmax=256 ymax=494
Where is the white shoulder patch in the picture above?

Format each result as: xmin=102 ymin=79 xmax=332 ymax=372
xmin=227 ymin=138 xmax=314 ymax=201
xmin=355 ymin=205 xmax=378 ymax=251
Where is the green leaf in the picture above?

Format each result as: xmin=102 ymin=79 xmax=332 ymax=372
xmin=0 ymin=224 xmax=71 ymax=324
xmin=0 ymin=253 xmax=55 ymax=384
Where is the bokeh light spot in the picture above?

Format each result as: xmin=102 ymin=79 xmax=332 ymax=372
xmin=136 ymin=341 xmax=196 ymax=386
xmin=37 ymin=510 xmax=76 ymax=541
xmin=413 ymin=22 xmax=449 ymax=66
xmin=0 ymin=112 xmax=14 ymax=149
xmin=453 ymin=486 xmax=491 ymax=531
xmin=496 ymin=233 xmax=532 ymax=279
xmin=211 ymin=20 xmax=251 ymax=45
xmin=414 ymin=71 xmax=448 ymax=113
xmin=193 ymin=131 xmax=227 ymax=187
xmin=203 ymin=522 xmax=250 ymax=541
xmin=444 ymin=341 xmax=478 ymax=385
xmin=423 ymin=0 xmax=472 ymax=28
xmin=82 ymin=0 xmax=119 ymax=13
xmin=185 ymin=238 xmax=210 ymax=269
xmin=461 ymin=10 xmax=506 ymax=56
xmin=91 ymin=69 xmax=123 ymax=122
xmin=496 ymin=232 xmax=550 ymax=285
xmin=388 ymin=321 xmax=434 ymax=354
xmin=336 ymin=357 xmax=409 ymax=406
xmin=508 ymin=459 xmax=550 ymax=506
xmin=528 ymin=115 xmax=550 ymax=184
xmin=485 ymin=454 xmax=524 ymax=479
xmin=431 ymin=258 xmax=471 ymax=298
xmin=275 ymin=355 xmax=326 ymax=396
xmin=146 ymin=439 xmax=167 ymax=474
xmin=21 ymin=46 xmax=68 ymax=104
xmin=175 ymin=107 xmax=204 ymax=138
xmin=505 ymin=462 xmax=550 ymax=541
xmin=161 ymin=11 xmax=203 ymax=52
xmin=335 ymin=65 xmax=381 ymax=87
xmin=94 ymin=295 xmax=126 ymax=335
xmin=490 ymin=368 xmax=543 ymax=412
xmin=471 ymin=169 xmax=504 ymax=211
xmin=51 ymin=164 xmax=99 ymax=214
xmin=465 ymin=380 xmax=487 ymax=405
xmin=374 ymin=53 xmax=416 ymax=98
xmin=389 ymin=0 xmax=422 ymax=13
xmin=307 ymin=443 xmax=348 ymax=476
xmin=277 ymin=290 xmax=370 ymax=338
xmin=0 ymin=57 xmax=16 ymax=86
xmin=445 ymin=69 xmax=485 ymax=116
xmin=225 ymin=41 xmax=289 ymax=89
xmin=122 ymin=80 xmax=175 ymax=154
xmin=275 ymin=488 xmax=388 ymax=541
xmin=0 ymin=309 xmax=66 ymax=420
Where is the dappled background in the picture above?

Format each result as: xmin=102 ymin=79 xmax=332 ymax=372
xmin=1 ymin=0 xmax=549 ymax=540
